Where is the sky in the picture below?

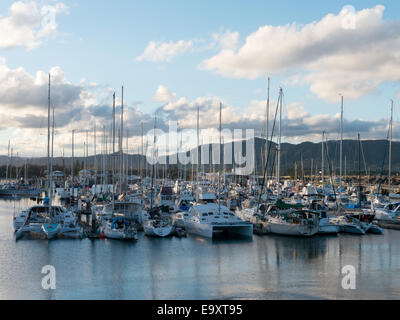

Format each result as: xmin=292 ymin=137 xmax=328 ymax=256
xmin=0 ymin=0 xmax=400 ymax=158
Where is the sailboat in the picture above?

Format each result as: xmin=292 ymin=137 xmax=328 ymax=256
xmin=100 ymin=89 xmax=138 ymax=240
xmin=184 ymin=103 xmax=253 ymax=238
xmin=101 ymin=216 xmax=138 ymax=240
xmin=142 ymin=116 xmax=175 ymax=238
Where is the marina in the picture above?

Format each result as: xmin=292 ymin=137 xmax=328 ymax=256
xmin=1 ymin=197 xmax=400 ymax=300
xmin=1 ymin=72 xmax=400 ymax=300
xmin=1 ymin=1 xmax=400 ymax=303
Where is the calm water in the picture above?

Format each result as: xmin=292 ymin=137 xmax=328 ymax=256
xmin=0 ymin=198 xmax=399 ymax=300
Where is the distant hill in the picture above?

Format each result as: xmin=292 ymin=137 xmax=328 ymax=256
xmin=1 ymin=138 xmax=398 ymax=176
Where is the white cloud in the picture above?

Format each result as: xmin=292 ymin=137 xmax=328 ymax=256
xmin=153 ymin=85 xmax=176 ymax=103
xmin=155 ymin=86 xmax=391 ymax=144
xmin=201 ymin=5 xmax=400 ymax=102
xmin=136 ymin=40 xmax=193 ymax=62
xmin=210 ymin=30 xmax=239 ymax=51
xmin=0 ymin=0 xmax=69 ymax=50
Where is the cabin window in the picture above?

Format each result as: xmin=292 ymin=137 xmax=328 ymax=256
xmin=208 ymin=212 xmax=214 ymax=216
xmin=184 ymin=214 xmax=188 ymax=217
xmin=202 ymin=213 xmax=208 ymax=217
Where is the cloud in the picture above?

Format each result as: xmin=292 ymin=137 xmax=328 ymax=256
xmin=153 ymin=85 xmax=176 ymax=102
xmin=210 ymin=30 xmax=239 ymax=51
xmin=0 ymin=0 xmax=69 ymax=50
xmin=0 ymin=60 xmax=82 ymax=111
xmin=200 ymin=5 xmax=400 ymax=102
xmin=154 ymin=86 xmax=395 ymax=144
xmin=136 ymin=40 xmax=193 ymax=62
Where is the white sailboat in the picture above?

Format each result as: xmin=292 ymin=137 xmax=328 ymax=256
xmin=143 ymin=218 xmax=174 ymax=237
xmin=185 ymin=103 xmax=253 ymax=238
xmin=102 ymin=216 xmax=138 ymax=240
xmin=185 ymin=203 xmax=253 ymax=238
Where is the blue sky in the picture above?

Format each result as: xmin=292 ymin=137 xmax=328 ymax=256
xmin=0 ymin=1 xmax=399 ymax=156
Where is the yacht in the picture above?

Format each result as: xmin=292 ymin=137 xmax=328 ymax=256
xmin=174 ymin=190 xmax=194 ymax=212
xmin=156 ymin=185 xmax=175 ymax=213
xmin=373 ymin=202 xmax=400 ymax=226
xmin=263 ymin=201 xmax=320 ymax=237
xmin=308 ymin=200 xmax=338 ymax=235
xmin=185 ymin=203 xmax=253 ymax=238
xmin=330 ymin=215 xmax=365 ymax=235
xmin=143 ymin=218 xmax=175 ymax=237
xmin=101 ymin=216 xmax=138 ymax=240
xmin=143 ymin=207 xmax=174 ymax=237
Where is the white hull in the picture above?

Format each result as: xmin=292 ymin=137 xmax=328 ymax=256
xmin=266 ymin=222 xmax=319 ymax=237
xmin=104 ymin=229 xmax=138 ymax=240
xmin=318 ymin=218 xmax=339 ymax=235
xmin=185 ymin=221 xmax=253 ymax=238
xmin=365 ymin=223 xmax=384 ymax=234
xmin=144 ymin=224 xmax=174 ymax=237
xmin=339 ymin=224 xmax=365 ymax=235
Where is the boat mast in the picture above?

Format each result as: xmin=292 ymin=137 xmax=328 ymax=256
xmin=150 ymin=115 xmax=157 ymax=209
xmin=321 ymin=131 xmax=325 ymax=188
xmin=339 ymin=95 xmax=343 ymax=197
xmin=119 ymin=86 xmax=124 ymax=194
xmin=49 ymin=74 xmax=54 ymax=218
xmin=277 ymin=88 xmax=282 ymax=197
xmin=218 ymin=102 xmax=222 ymax=214
xmin=5 ymin=140 xmax=10 ymax=184
xmin=265 ymin=77 xmax=270 ymax=192
xmin=47 ymin=74 xmax=51 ymax=196
xmin=196 ymin=105 xmax=200 ymax=202
xmin=94 ymin=124 xmax=97 ymax=194
xmin=71 ymin=130 xmax=74 ymax=197
xmin=141 ymin=122 xmax=144 ymax=179
xmin=112 ymin=92 xmax=116 ymax=209
xmin=358 ymin=133 xmax=361 ymax=203
xmin=389 ymin=99 xmax=393 ymax=191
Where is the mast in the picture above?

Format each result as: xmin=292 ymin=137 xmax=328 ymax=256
xmin=150 ymin=115 xmax=157 ymax=209
xmin=358 ymin=133 xmax=361 ymax=203
xmin=141 ymin=122 xmax=144 ymax=179
xmin=85 ymin=130 xmax=88 ymax=191
xmin=119 ymin=86 xmax=124 ymax=194
xmin=322 ymin=131 xmax=325 ymax=188
xmin=218 ymin=102 xmax=222 ymax=214
xmin=389 ymin=99 xmax=393 ymax=191
xmin=49 ymin=75 xmax=54 ymax=217
xmin=94 ymin=124 xmax=97 ymax=194
xmin=47 ymin=74 xmax=51 ymax=194
xmin=51 ymin=100 xmax=54 ymax=193
xmin=340 ymin=95 xmax=343 ymax=196
xmin=112 ymin=93 xmax=116 ymax=209
xmin=277 ymin=88 xmax=282 ymax=196
xmin=196 ymin=105 xmax=200 ymax=202
xmin=265 ymin=77 xmax=270 ymax=190
xmin=6 ymin=140 xmax=10 ymax=184
xmin=71 ymin=130 xmax=74 ymax=197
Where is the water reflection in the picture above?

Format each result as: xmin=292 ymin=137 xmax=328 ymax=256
xmin=1 ymin=198 xmax=400 ymax=300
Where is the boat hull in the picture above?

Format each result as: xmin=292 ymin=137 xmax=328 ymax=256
xmin=42 ymin=224 xmax=61 ymax=239
xmin=339 ymin=224 xmax=365 ymax=235
xmin=144 ymin=225 xmax=174 ymax=237
xmin=185 ymin=221 xmax=253 ymax=238
xmin=266 ymin=222 xmax=319 ymax=237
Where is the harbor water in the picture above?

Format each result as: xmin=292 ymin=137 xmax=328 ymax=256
xmin=1 ymin=198 xmax=399 ymax=300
